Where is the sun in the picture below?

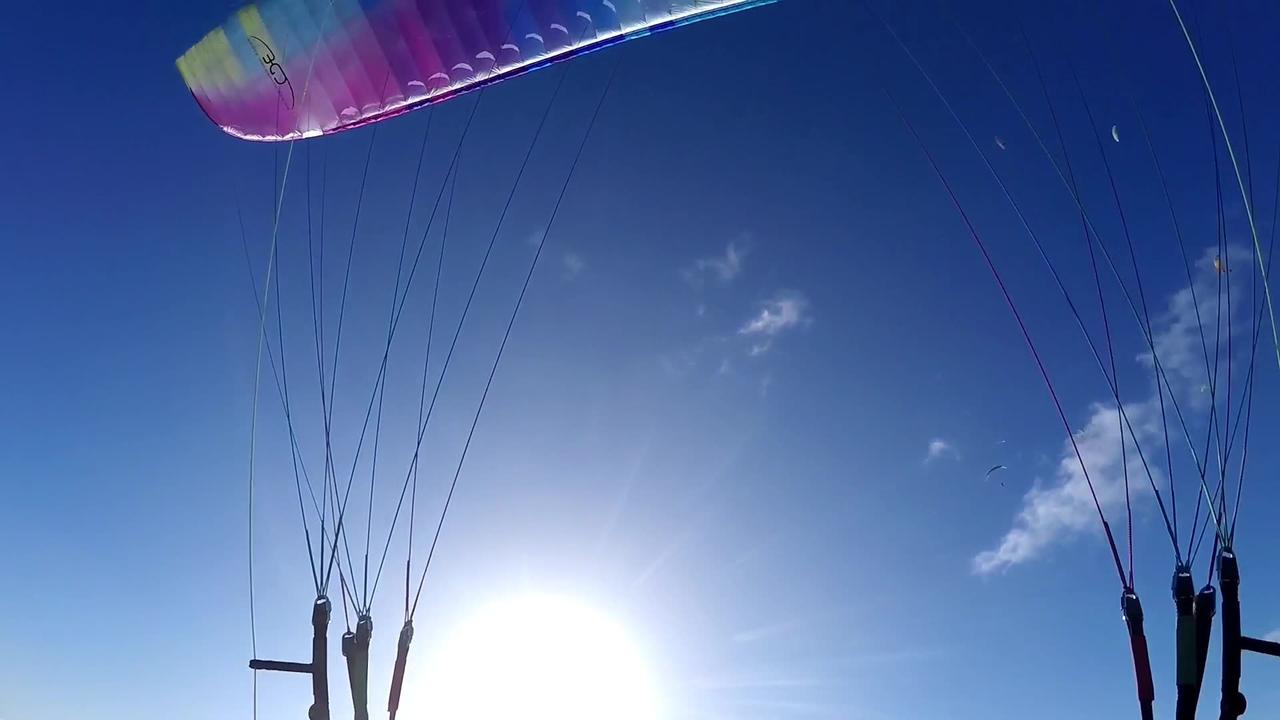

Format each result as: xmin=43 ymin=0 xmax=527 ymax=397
xmin=407 ymin=593 xmax=661 ymax=720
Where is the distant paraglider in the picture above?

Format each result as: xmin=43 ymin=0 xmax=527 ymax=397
xmin=995 ymin=136 xmax=1007 ymax=150
xmin=984 ymin=464 xmax=1008 ymax=486
xmin=1111 ymin=124 xmax=1121 ymax=143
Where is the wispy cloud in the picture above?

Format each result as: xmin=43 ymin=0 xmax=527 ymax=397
xmin=1265 ymin=628 xmax=1280 ymax=643
xmin=692 ymin=669 xmax=830 ymax=691
xmin=973 ymin=400 xmax=1158 ymax=575
xmin=684 ymin=240 xmax=747 ymax=286
xmin=733 ymin=617 xmax=809 ymax=644
xmin=974 ymin=244 xmax=1251 ymax=574
xmin=738 ymin=291 xmax=811 ymax=355
xmin=1143 ymin=245 xmax=1252 ymax=408
xmin=741 ymin=293 xmax=808 ymax=335
xmin=925 ymin=438 xmax=957 ymax=463
xmin=561 ymin=251 xmax=586 ymax=280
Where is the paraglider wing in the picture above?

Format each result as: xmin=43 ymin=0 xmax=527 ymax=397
xmin=178 ymin=0 xmax=776 ymax=141
xmin=984 ymin=464 xmax=1007 ymax=485
xmin=1111 ymin=124 xmax=1120 ymax=143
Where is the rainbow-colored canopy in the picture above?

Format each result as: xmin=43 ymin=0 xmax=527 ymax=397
xmin=177 ymin=0 xmax=773 ymax=142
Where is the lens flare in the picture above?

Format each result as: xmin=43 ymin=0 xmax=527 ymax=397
xmin=407 ymin=593 xmax=660 ymax=720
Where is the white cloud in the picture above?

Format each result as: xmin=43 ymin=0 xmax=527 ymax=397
xmin=1143 ymin=245 xmax=1252 ymax=408
xmin=740 ymin=291 xmax=810 ymax=339
xmin=736 ymin=292 xmax=811 ymax=357
xmin=684 ymin=240 xmax=747 ymax=286
xmin=562 ymin=251 xmax=586 ymax=279
xmin=974 ymin=400 xmax=1159 ymax=574
xmin=1265 ymin=628 xmax=1280 ymax=643
xmin=973 ymin=243 xmax=1261 ymax=575
xmin=925 ymin=438 xmax=957 ymax=463
xmin=662 ymin=288 xmax=808 ymax=383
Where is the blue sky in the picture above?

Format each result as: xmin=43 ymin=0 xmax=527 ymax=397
xmin=3 ymin=1 xmax=1280 ymax=719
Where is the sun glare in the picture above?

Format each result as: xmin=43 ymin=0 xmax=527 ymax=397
xmin=409 ymin=593 xmax=661 ymax=720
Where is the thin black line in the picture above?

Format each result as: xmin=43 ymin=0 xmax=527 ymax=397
xmin=882 ymin=79 xmax=1127 ymax=586
xmin=369 ymin=63 xmax=580 ymax=608
xmin=968 ymin=18 xmax=1226 ymax=547
xmin=405 ymin=156 xmax=456 ymax=621
xmin=321 ymin=92 xmax=487 ymax=595
xmin=918 ymin=16 xmax=1181 ymax=559
xmin=1185 ymin=89 xmax=1233 ymax=563
xmin=237 ymin=198 xmax=324 ymax=592
xmin=307 ymin=142 xmax=332 ymax=576
xmin=411 ymin=57 xmax=622 ymax=618
xmin=360 ymin=112 xmax=436 ymax=612
xmin=1167 ymin=0 xmax=1280 ymax=374
xmin=1069 ymin=64 xmax=1156 ymax=582
xmin=318 ymin=127 xmax=381 ymax=595
xmin=1227 ymin=148 xmax=1280 ymax=541
xmin=1135 ymin=105 xmax=1217 ymax=553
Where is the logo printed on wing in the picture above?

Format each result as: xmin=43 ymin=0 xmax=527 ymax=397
xmin=247 ymin=35 xmax=296 ymax=110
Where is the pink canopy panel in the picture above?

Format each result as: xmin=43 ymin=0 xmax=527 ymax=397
xmin=177 ymin=0 xmax=774 ymax=141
